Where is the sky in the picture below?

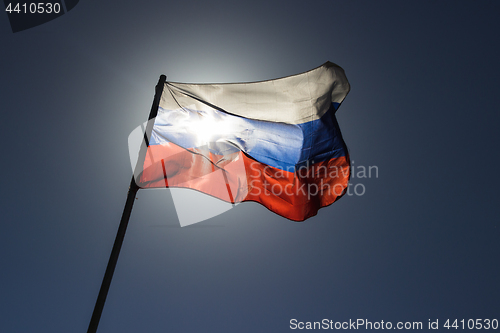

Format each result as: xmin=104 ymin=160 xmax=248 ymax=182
xmin=1 ymin=1 xmax=499 ymax=332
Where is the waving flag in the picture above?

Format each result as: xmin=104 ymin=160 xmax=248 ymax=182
xmin=134 ymin=62 xmax=350 ymax=221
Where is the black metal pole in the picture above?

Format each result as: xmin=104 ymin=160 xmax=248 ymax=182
xmin=87 ymin=74 xmax=167 ymax=333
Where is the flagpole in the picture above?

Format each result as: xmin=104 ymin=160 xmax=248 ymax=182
xmin=87 ymin=74 xmax=167 ymax=333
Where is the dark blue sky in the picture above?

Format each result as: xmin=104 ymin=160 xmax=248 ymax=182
xmin=1 ymin=1 xmax=499 ymax=332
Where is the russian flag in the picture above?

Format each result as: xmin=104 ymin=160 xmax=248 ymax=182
xmin=135 ymin=62 xmax=350 ymax=221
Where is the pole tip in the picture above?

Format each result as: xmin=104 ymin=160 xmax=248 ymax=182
xmin=159 ymin=74 xmax=167 ymax=82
